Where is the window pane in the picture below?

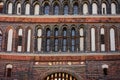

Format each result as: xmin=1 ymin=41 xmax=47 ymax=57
xmin=73 ymin=5 xmax=78 ymax=15
xmin=46 ymin=29 xmax=50 ymax=37
xmin=63 ymin=28 xmax=67 ymax=36
xmin=55 ymin=28 xmax=58 ymax=37
xmin=72 ymin=28 xmax=75 ymax=36
xmin=64 ymin=5 xmax=68 ymax=15
xmin=54 ymin=5 xmax=59 ymax=15
xmin=44 ymin=4 xmax=50 ymax=15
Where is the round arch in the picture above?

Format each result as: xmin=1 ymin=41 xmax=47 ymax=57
xmin=40 ymin=68 xmax=83 ymax=80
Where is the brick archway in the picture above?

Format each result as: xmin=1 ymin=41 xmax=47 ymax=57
xmin=40 ymin=68 xmax=83 ymax=80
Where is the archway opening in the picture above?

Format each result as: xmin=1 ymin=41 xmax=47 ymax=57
xmin=45 ymin=72 xmax=77 ymax=80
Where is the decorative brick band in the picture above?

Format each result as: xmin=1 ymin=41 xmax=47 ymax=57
xmin=0 ymin=53 xmax=120 ymax=61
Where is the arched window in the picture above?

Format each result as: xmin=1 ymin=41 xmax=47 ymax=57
xmin=54 ymin=28 xmax=59 ymax=52
xmin=17 ymin=29 xmax=22 ymax=52
xmin=110 ymin=28 xmax=115 ymax=51
xmin=46 ymin=28 xmax=51 ymax=52
xmin=27 ymin=29 xmax=31 ymax=52
xmin=54 ymin=4 xmax=59 ymax=15
xmin=16 ymin=3 xmax=21 ymax=15
xmin=37 ymin=28 xmax=42 ymax=52
xmin=100 ymin=28 xmax=105 ymax=51
xmin=79 ymin=28 xmax=84 ymax=51
xmin=64 ymin=4 xmax=69 ymax=15
xmin=102 ymin=3 xmax=107 ymax=14
xmin=8 ymin=2 xmax=13 ymax=14
xmin=44 ymin=3 xmax=50 ymax=15
xmin=83 ymin=3 xmax=88 ymax=15
xmin=62 ymin=28 xmax=67 ymax=52
xmin=111 ymin=3 xmax=116 ymax=14
xmin=0 ymin=30 xmax=2 ymax=51
xmin=91 ymin=28 xmax=96 ymax=51
xmin=34 ymin=4 xmax=39 ymax=15
xmin=92 ymin=3 xmax=98 ymax=14
xmin=71 ymin=28 xmax=76 ymax=52
xmin=73 ymin=4 xmax=78 ymax=15
xmin=25 ymin=3 xmax=30 ymax=15
xmin=5 ymin=64 xmax=13 ymax=77
xmin=7 ymin=29 xmax=13 ymax=51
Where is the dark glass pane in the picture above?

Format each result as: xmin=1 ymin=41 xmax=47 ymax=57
xmin=101 ymin=35 xmax=105 ymax=44
xmin=18 ymin=36 xmax=22 ymax=46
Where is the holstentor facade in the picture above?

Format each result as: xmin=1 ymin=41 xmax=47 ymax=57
xmin=0 ymin=0 xmax=120 ymax=80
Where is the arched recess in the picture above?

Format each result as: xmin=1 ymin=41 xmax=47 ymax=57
xmin=37 ymin=27 xmax=42 ymax=52
xmin=83 ymin=3 xmax=88 ymax=15
xmin=92 ymin=3 xmax=98 ymax=14
xmin=34 ymin=3 xmax=40 ymax=15
xmin=91 ymin=27 xmax=96 ymax=51
xmin=101 ymin=2 xmax=107 ymax=14
xmin=40 ymin=68 xmax=83 ymax=80
xmin=26 ymin=27 xmax=32 ymax=52
xmin=111 ymin=2 xmax=116 ymax=14
xmin=17 ymin=27 xmax=23 ymax=52
xmin=53 ymin=2 xmax=60 ymax=15
xmin=7 ymin=2 xmax=13 ymax=14
xmin=6 ymin=27 xmax=14 ymax=52
xmin=73 ymin=2 xmax=79 ymax=15
xmin=110 ymin=28 xmax=116 ymax=51
xmin=16 ymin=2 xmax=21 ymax=15
xmin=42 ymin=1 xmax=50 ymax=15
xmin=25 ymin=3 xmax=30 ymax=15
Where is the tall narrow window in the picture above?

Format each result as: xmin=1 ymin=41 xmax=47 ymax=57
xmin=91 ymin=28 xmax=96 ymax=51
xmin=46 ymin=28 xmax=50 ymax=52
xmin=17 ymin=29 xmax=22 ymax=52
xmin=64 ymin=5 xmax=69 ymax=15
xmin=83 ymin=3 xmax=88 ymax=15
xmin=100 ymin=28 xmax=105 ymax=51
xmin=25 ymin=3 xmax=30 ymax=15
xmin=71 ymin=28 xmax=75 ymax=52
xmin=54 ymin=4 xmax=59 ymax=15
xmin=8 ymin=2 xmax=13 ymax=14
xmin=62 ymin=28 xmax=67 ymax=52
xmin=27 ymin=29 xmax=31 ymax=52
xmin=73 ymin=4 xmax=78 ymax=15
xmin=110 ymin=28 xmax=115 ymax=51
xmin=54 ymin=28 xmax=59 ymax=52
xmin=7 ymin=29 xmax=13 ymax=51
xmin=5 ymin=64 xmax=13 ymax=77
xmin=111 ymin=3 xmax=116 ymax=14
xmin=37 ymin=29 xmax=42 ymax=52
xmin=17 ymin=3 xmax=21 ymax=15
xmin=102 ymin=3 xmax=107 ymax=14
xmin=44 ymin=4 xmax=50 ymax=15
xmin=92 ymin=3 xmax=98 ymax=14
xmin=79 ymin=28 xmax=84 ymax=51
xmin=0 ymin=31 xmax=2 ymax=51
xmin=34 ymin=4 xmax=39 ymax=15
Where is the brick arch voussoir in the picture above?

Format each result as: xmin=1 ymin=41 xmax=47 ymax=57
xmin=40 ymin=68 xmax=84 ymax=80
